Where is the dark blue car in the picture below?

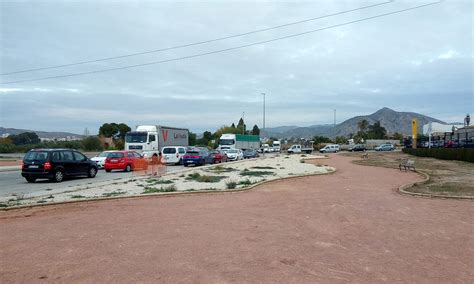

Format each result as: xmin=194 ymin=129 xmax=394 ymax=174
xmin=182 ymin=149 xmax=213 ymax=166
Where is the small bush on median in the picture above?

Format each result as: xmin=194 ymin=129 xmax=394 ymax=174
xmin=238 ymin=179 xmax=252 ymax=186
xmin=142 ymin=185 xmax=177 ymax=194
xmin=186 ymin=173 xmax=226 ymax=183
xmin=226 ymin=181 xmax=237 ymax=189
xmin=102 ymin=191 xmax=126 ymax=197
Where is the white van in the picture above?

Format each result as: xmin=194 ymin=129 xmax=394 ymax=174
xmin=319 ymin=144 xmax=340 ymax=153
xmin=161 ymin=146 xmax=187 ymax=164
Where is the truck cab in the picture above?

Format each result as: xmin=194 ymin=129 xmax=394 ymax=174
xmin=273 ymin=140 xmax=281 ymax=152
xmin=125 ymin=126 xmax=159 ymax=158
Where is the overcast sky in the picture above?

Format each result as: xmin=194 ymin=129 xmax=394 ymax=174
xmin=1 ymin=0 xmax=472 ymax=134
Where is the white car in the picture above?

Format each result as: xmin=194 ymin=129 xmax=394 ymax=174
xmin=91 ymin=151 xmax=114 ymax=168
xmin=161 ymin=146 xmax=187 ymax=165
xmin=319 ymin=144 xmax=340 ymax=153
xmin=226 ymin=149 xmax=243 ymax=161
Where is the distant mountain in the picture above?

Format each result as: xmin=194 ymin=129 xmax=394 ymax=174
xmin=0 ymin=127 xmax=83 ymax=139
xmin=262 ymin=107 xmax=446 ymax=139
xmin=264 ymin=125 xmax=300 ymax=133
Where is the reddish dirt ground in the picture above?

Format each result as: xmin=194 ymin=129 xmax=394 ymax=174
xmin=1 ymin=155 xmax=473 ymax=283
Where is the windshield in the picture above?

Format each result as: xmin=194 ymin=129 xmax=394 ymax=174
xmin=97 ymin=151 xmax=109 ymax=157
xmin=125 ymin=132 xmax=148 ymax=143
xmin=219 ymin=139 xmax=235 ymax=145
xmin=24 ymin=151 xmax=49 ymax=162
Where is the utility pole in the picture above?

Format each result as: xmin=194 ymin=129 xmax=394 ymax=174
xmin=262 ymin=93 xmax=266 ymax=132
xmin=334 ymin=109 xmax=336 ymax=126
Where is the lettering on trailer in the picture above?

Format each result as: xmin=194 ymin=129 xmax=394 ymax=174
xmin=174 ymin=133 xmax=187 ymax=139
xmin=162 ymin=130 xmax=169 ymax=142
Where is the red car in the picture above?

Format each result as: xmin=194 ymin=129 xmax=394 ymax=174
xmin=211 ymin=150 xmax=228 ymax=164
xmin=104 ymin=151 xmax=147 ymax=172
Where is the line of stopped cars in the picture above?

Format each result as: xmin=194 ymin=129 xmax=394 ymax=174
xmin=21 ymin=147 xmax=260 ymax=183
xmin=21 ymin=142 xmax=394 ymax=183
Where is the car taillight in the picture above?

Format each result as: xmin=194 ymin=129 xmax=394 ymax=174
xmin=21 ymin=161 xmax=25 ymax=169
xmin=44 ymin=162 xmax=52 ymax=170
xmin=176 ymin=153 xmax=179 ymax=158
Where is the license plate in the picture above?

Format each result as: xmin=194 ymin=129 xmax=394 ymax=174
xmin=29 ymin=165 xmax=39 ymax=169
xmin=111 ymin=159 xmax=118 ymax=163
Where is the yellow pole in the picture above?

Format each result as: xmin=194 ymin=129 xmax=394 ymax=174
xmin=412 ymin=119 xmax=417 ymax=149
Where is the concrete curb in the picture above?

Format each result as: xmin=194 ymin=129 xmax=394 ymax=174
xmin=0 ymin=157 xmax=335 ymax=211
xmin=398 ymin=170 xmax=474 ymax=200
xmin=348 ymin=158 xmax=474 ymax=201
xmin=0 ymin=166 xmax=21 ymax=172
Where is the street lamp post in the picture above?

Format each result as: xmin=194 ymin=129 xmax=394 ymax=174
xmin=262 ymin=93 xmax=266 ymax=132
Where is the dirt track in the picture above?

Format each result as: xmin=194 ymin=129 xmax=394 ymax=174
xmin=1 ymin=155 xmax=473 ymax=283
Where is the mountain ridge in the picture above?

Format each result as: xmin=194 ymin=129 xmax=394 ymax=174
xmin=263 ymin=107 xmax=446 ymax=139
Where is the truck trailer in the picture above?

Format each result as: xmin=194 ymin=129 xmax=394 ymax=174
xmin=218 ymin=134 xmax=260 ymax=151
xmin=125 ymin=125 xmax=189 ymax=158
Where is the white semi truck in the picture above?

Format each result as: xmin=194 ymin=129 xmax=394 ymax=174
xmin=125 ymin=125 xmax=189 ymax=158
xmin=218 ymin=134 xmax=260 ymax=151
xmin=272 ymin=140 xmax=281 ymax=152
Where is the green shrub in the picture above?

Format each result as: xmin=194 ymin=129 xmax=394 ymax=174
xmin=226 ymin=181 xmax=237 ymax=189
xmin=186 ymin=173 xmax=225 ymax=183
xmin=142 ymin=185 xmax=177 ymax=193
xmin=402 ymin=148 xmax=474 ymax=163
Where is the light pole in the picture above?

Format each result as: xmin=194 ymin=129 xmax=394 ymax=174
xmin=262 ymin=93 xmax=266 ymax=132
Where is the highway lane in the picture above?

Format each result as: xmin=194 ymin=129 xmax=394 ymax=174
xmin=0 ymin=165 xmax=186 ymax=199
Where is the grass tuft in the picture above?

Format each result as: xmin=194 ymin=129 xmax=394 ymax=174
xmin=142 ymin=185 xmax=177 ymax=194
xmin=102 ymin=191 xmax=126 ymax=197
xmin=186 ymin=173 xmax=226 ymax=183
xmin=71 ymin=195 xmax=86 ymax=199
xmin=226 ymin=181 xmax=237 ymax=189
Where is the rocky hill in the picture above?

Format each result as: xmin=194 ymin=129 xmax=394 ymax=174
xmin=0 ymin=127 xmax=83 ymax=139
xmin=263 ymin=107 xmax=446 ymax=139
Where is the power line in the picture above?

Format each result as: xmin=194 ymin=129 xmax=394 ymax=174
xmin=1 ymin=1 xmax=442 ymax=85
xmin=0 ymin=1 xmax=393 ymax=76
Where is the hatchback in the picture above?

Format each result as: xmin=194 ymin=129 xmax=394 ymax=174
xmin=226 ymin=149 xmax=244 ymax=161
xmin=182 ymin=149 xmax=213 ymax=166
xmin=211 ymin=150 xmax=228 ymax=163
xmin=375 ymin=144 xmax=395 ymax=151
xmin=104 ymin=151 xmax=147 ymax=172
xmin=243 ymin=149 xmax=258 ymax=159
xmin=90 ymin=150 xmax=114 ymax=168
xmin=21 ymin=149 xmax=98 ymax=183
xmin=348 ymin=144 xmax=366 ymax=152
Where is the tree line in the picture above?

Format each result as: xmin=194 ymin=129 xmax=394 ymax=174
xmin=0 ymin=119 xmax=261 ymax=153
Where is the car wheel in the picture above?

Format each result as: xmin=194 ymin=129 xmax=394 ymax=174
xmin=88 ymin=167 xmax=97 ymax=178
xmin=125 ymin=164 xmax=132 ymax=172
xmin=184 ymin=164 xmax=188 ymax=167
xmin=25 ymin=176 xmax=36 ymax=183
xmin=105 ymin=169 xmax=112 ymax=172
xmin=53 ymin=169 xmax=64 ymax=183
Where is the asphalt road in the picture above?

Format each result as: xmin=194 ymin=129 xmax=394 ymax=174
xmin=0 ymin=165 xmax=186 ymax=199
